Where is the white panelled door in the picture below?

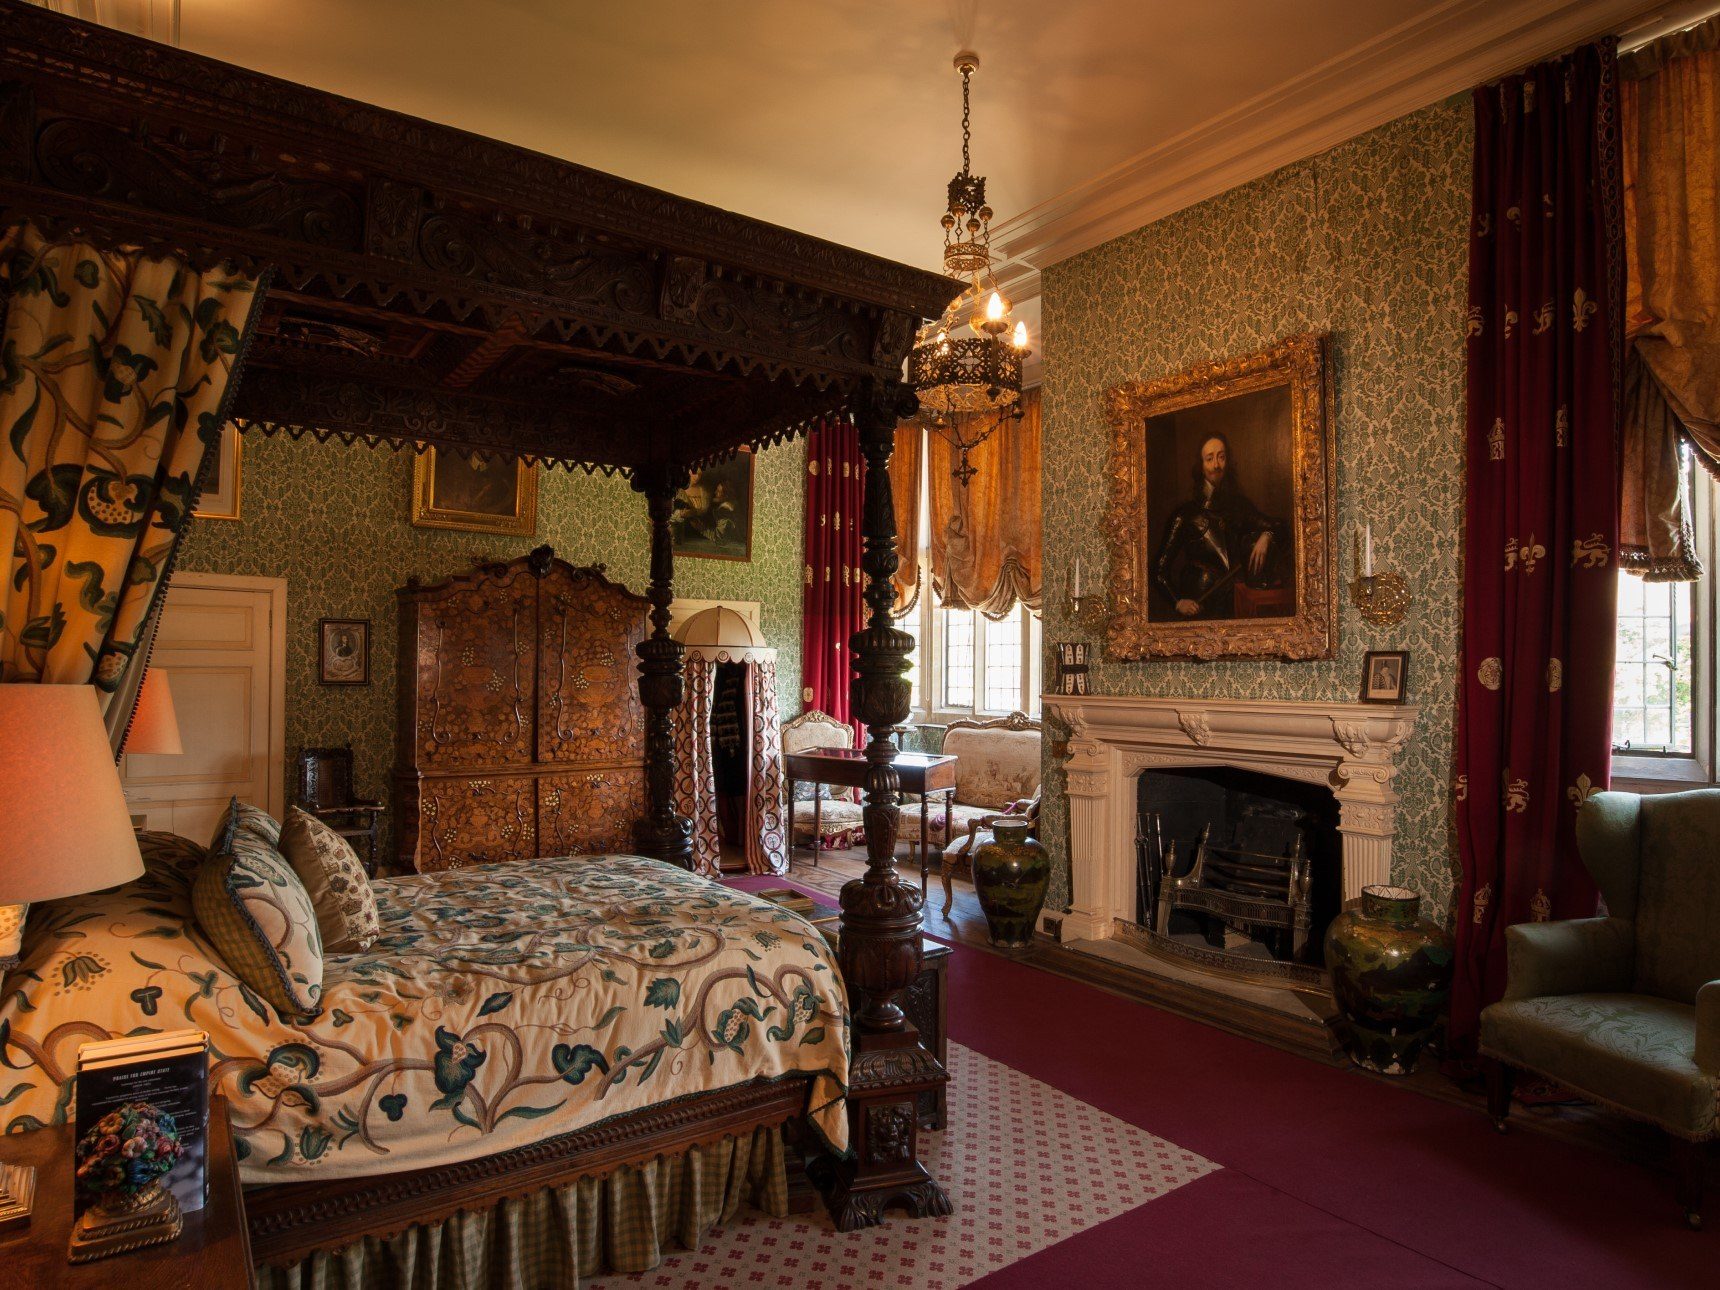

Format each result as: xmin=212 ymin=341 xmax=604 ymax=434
xmin=121 ymin=572 xmax=286 ymax=843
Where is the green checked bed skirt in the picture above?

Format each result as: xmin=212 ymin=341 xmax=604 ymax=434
xmin=256 ymin=1123 xmax=790 ymax=1290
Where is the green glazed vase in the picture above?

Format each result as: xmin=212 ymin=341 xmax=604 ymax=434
xmin=971 ymin=817 xmax=1050 ymax=949
xmin=1323 ymin=884 xmax=1455 ymax=1076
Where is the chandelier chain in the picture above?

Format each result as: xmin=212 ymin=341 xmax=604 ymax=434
xmin=960 ymin=66 xmax=972 ymax=178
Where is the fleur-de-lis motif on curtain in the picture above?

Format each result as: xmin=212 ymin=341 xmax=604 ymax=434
xmin=1532 ymin=301 xmax=1554 ymax=334
xmin=1504 ymin=535 xmax=1546 ymax=573
xmin=1488 ymin=418 xmax=1506 ymax=460
xmin=1530 ymin=889 xmax=1552 ymax=921
xmin=808 ymin=459 xmax=819 ymax=476
xmin=1507 ymin=204 xmax=1523 ymax=225
xmin=1454 ymin=774 xmax=1469 ymax=802
xmin=803 ymin=564 xmax=813 ymax=587
xmin=1554 ymin=406 xmax=1570 ymax=446
xmin=1572 ymin=287 xmax=1598 ymax=331
xmin=1570 ymin=533 xmax=1610 ymax=568
xmin=1468 ymin=307 xmax=1486 ymax=339
xmin=1566 ymin=773 xmax=1597 ymax=810
xmin=1475 ymin=215 xmax=1492 ymax=240
xmin=1546 ymin=657 xmax=1563 ymax=691
xmin=1504 ymin=305 xmax=1519 ymax=339
xmin=1503 ymin=774 xmax=1530 ymax=813
xmin=1473 ymin=884 xmax=1493 ymax=925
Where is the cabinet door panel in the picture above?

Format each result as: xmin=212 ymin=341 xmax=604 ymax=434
xmin=537 ymin=574 xmax=647 ymax=766
xmin=538 ymin=768 xmax=645 ymax=857
xmin=413 ymin=572 xmax=537 ymax=770
xmin=418 ymin=775 xmax=537 ymax=871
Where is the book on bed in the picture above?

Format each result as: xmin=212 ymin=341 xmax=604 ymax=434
xmin=75 ymin=1029 xmax=209 ymax=1214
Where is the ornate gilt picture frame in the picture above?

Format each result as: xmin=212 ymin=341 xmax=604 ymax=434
xmin=1103 ymin=333 xmax=1335 ymax=661
xmin=410 ymin=447 xmax=537 ymax=538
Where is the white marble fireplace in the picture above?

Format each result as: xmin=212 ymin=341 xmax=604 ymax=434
xmin=1042 ymin=694 xmax=1419 ymax=944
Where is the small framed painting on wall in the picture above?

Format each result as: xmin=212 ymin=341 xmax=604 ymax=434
xmin=319 ymin=618 xmax=370 ymax=686
xmin=1360 ymin=650 xmax=1409 ymax=703
xmin=193 ymin=424 xmax=243 ymax=521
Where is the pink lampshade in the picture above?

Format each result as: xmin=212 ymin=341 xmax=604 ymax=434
xmin=124 ymin=668 xmax=183 ymax=755
xmin=0 ymin=685 xmax=144 ymax=904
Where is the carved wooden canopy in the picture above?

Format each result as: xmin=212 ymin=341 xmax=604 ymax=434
xmin=0 ymin=1 xmax=958 ymax=472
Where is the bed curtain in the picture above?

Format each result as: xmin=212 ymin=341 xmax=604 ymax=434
xmin=676 ymin=651 xmax=790 ymax=876
xmin=799 ymin=415 xmax=865 ymax=734
xmin=257 ymin=1122 xmax=789 ymax=1290
xmin=0 ymin=221 xmax=264 ymax=731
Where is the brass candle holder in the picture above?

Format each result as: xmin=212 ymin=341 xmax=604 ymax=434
xmin=1348 ymin=527 xmax=1410 ymax=627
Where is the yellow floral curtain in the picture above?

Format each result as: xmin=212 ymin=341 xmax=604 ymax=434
xmin=928 ymin=386 xmax=1042 ymax=617
xmin=891 ymin=421 xmax=922 ymax=615
xmin=0 ymin=223 xmax=265 ymax=712
xmin=1620 ymin=18 xmax=1720 ymax=580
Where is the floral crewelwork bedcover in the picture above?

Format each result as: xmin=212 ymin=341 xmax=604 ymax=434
xmin=0 ymin=835 xmax=851 ymax=1179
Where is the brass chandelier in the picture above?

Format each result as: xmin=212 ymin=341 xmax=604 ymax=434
xmin=909 ymin=51 xmax=1030 ymax=459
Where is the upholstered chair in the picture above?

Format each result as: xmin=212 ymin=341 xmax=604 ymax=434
xmin=780 ymin=709 xmax=864 ymax=862
xmin=1479 ymin=789 xmax=1720 ymax=1228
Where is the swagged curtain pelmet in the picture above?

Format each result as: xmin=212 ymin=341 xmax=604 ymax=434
xmin=1451 ymin=43 xmax=1624 ymax=1053
xmin=928 ymin=386 xmax=1043 ymax=617
xmin=0 ymin=223 xmax=263 ymax=720
xmin=1618 ymin=17 xmax=1720 ymax=581
xmin=798 ymin=417 xmax=864 ymax=729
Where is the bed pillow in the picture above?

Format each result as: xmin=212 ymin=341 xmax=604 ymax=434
xmin=208 ymin=797 xmax=283 ymax=852
xmin=278 ymin=807 xmax=380 ymax=953
xmin=193 ymin=818 xmax=324 ymax=1020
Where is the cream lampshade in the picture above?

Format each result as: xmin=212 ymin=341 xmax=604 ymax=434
xmin=124 ymin=668 xmax=184 ymax=755
xmin=0 ymin=684 xmax=145 ymax=907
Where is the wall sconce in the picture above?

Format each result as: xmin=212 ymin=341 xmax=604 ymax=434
xmin=1349 ymin=524 xmax=1411 ymax=627
xmin=1067 ymin=557 xmax=1107 ymax=629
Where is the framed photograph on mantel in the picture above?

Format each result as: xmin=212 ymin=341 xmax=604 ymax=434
xmin=1102 ymin=333 xmax=1335 ymax=661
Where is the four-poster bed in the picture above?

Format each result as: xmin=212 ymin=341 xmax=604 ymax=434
xmin=0 ymin=0 xmax=960 ymax=1263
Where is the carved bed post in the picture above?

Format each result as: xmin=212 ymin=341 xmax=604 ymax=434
xmin=631 ymin=465 xmax=695 ymax=869
xmin=822 ymin=381 xmax=952 ymax=1229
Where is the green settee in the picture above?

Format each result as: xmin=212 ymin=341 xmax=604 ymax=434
xmin=1480 ymin=788 xmax=1719 ymax=1228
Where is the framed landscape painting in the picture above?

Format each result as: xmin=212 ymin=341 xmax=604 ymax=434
xmin=411 ymin=447 xmax=537 ymax=537
xmin=670 ymin=450 xmax=754 ymax=561
xmin=1103 ymin=333 xmax=1335 ymax=661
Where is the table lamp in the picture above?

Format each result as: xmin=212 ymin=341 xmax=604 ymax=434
xmin=123 ymin=668 xmax=183 ymax=756
xmin=0 ymin=684 xmax=147 ymax=1233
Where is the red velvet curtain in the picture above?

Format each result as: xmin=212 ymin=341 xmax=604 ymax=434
xmin=800 ymin=417 xmax=865 ymax=734
xmin=1452 ymin=42 xmax=1624 ymax=1052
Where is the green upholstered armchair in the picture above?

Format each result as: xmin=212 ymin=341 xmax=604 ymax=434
xmin=1480 ymin=789 xmax=1720 ymax=1228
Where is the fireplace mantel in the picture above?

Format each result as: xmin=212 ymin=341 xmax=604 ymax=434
xmin=1043 ymin=694 xmax=1420 ymax=944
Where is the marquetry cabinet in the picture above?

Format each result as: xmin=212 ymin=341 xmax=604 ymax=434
xmin=394 ymin=547 xmax=648 ymax=871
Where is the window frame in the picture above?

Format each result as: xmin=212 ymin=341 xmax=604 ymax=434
xmin=1614 ymin=467 xmax=1717 ymax=791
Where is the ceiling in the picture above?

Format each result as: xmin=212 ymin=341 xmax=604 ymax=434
xmin=32 ymin=0 xmax=1708 ymax=316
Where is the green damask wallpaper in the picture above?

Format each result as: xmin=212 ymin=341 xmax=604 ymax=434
xmin=1040 ymin=98 xmax=1471 ymax=918
xmin=177 ymin=434 xmax=806 ymax=859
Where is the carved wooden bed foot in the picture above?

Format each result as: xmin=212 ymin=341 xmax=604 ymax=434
xmin=813 ymin=1027 xmax=952 ymax=1231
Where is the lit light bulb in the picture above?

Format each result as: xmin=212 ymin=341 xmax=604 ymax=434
xmin=986 ymin=292 xmax=1004 ymax=322
xmin=1012 ymin=321 xmax=1029 ymax=349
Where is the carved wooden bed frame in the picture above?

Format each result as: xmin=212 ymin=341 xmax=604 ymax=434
xmin=0 ymin=0 xmax=959 ymax=1252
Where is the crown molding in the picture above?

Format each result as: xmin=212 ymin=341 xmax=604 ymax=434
xmin=992 ymin=0 xmax=1691 ymax=303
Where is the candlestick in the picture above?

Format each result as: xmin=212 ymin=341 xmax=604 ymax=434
xmin=1364 ymin=525 xmax=1374 ymax=579
xmin=1073 ymin=556 xmax=1083 ymax=601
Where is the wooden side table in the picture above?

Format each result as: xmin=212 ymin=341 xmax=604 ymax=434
xmin=785 ymin=747 xmax=957 ymax=894
xmin=0 ymin=1095 xmax=253 ymax=1288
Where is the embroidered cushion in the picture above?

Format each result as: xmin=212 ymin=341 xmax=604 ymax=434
xmin=278 ymin=807 xmax=380 ymax=953
xmin=193 ymin=819 xmax=324 ymax=1020
xmin=208 ymin=797 xmax=283 ymax=852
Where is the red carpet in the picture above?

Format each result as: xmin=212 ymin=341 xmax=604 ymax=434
xmin=731 ymin=876 xmax=1711 ymax=1288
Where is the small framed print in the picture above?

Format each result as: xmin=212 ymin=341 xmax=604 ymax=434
xmin=319 ymin=618 xmax=370 ymax=686
xmin=1360 ymin=650 xmax=1409 ymax=704
xmin=193 ymin=423 xmax=243 ymax=521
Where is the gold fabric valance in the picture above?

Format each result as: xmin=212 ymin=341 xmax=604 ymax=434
xmin=928 ymin=386 xmax=1043 ymax=618
xmin=1620 ymin=17 xmax=1720 ymax=580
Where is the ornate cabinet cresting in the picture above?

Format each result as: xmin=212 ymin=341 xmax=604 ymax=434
xmin=395 ymin=547 xmax=648 ymax=871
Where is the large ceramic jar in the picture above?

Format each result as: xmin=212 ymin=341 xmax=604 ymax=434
xmin=1323 ymin=884 xmax=1455 ymax=1076
xmin=971 ymin=816 xmax=1050 ymax=949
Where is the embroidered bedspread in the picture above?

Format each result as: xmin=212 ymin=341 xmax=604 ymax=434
xmin=0 ymin=835 xmax=850 ymax=1181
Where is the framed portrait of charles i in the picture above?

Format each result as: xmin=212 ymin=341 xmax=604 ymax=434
xmin=1102 ymin=333 xmax=1335 ymax=661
